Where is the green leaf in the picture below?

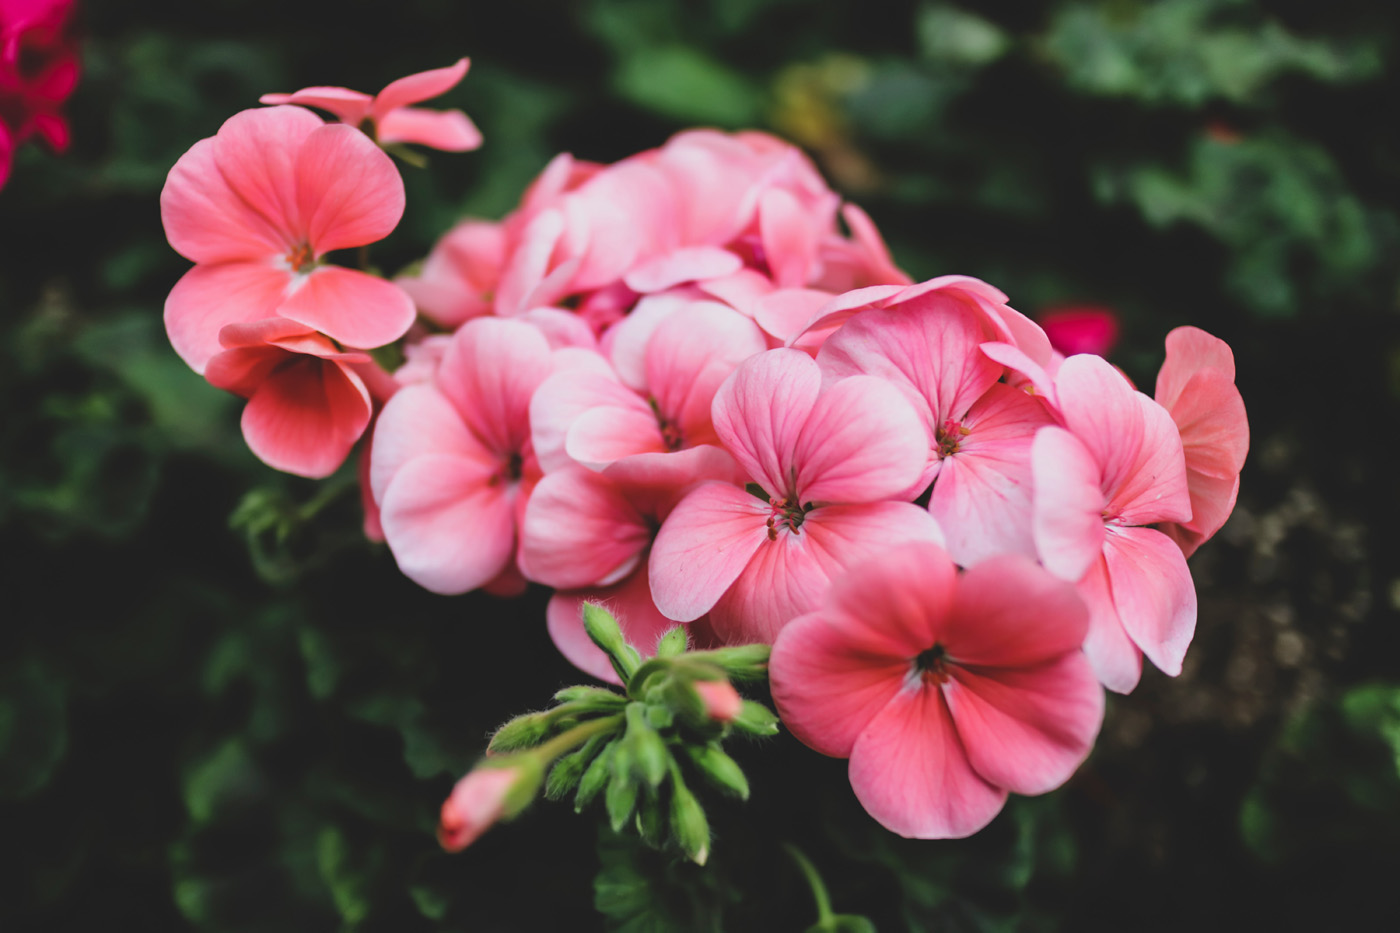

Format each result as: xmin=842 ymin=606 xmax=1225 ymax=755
xmin=612 ymin=46 xmax=762 ymax=126
xmin=917 ymin=2 xmax=1009 ymax=67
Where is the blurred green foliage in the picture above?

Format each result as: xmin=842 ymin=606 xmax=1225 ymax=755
xmin=3 ymin=0 xmax=1399 ymax=930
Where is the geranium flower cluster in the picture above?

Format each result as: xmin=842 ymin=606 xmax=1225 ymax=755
xmin=0 ymin=0 xmax=79 ymax=189
xmin=161 ymin=59 xmax=1248 ymax=843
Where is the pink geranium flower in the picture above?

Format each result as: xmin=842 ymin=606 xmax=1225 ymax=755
xmin=770 ymin=543 xmax=1103 ymax=839
xmin=261 ymin=58 xmax=482 ymax=152
xmin=649 ymin=349 xmax=943 ymax=644
xmin=1031 ymin=354 xmax=1195 ymax=693
xmin=161 ymin=106 xmax=415 ymax=374
xmin=1154 ymin=326 xmax=1249 ymax=557
xmin=394 ymin=219 xmax=504 ymax=329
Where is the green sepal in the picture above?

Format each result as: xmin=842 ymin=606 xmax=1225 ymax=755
xmin=552 ymin=685 xmax=628 ymax=710
xmin=645 ymin=702 xmax=675 ymax=731
xmin=624 ymin=703 xmax=670 ymax=789
xmin=634 ymin=787 xmax=666 ymax=849
xmin=583 ymin=603 xmax=642 ymax=683
xmin=494 ymin=757 xmax=544 ymax=820
xmin=684 ymin=744 xmax=750 ymax=800
xmin=668 ymin=776 xmax=710 ymax=866
xmin=731 ymin=700 xmax=781 ymax=736
xmin=685 ymin=644 xmax=772 ymax=681
xmin=574 ymin=742 xmax=614 ymax=813
xmin=655 ymin=625 xmax=689 ymax=658
xmin=606 ymin=767 xmax=639 ymax=833
xmin=546 ymin=733 xmax=607 ymax=801
xmin=488 ymin=711 xmax=555 ymax=754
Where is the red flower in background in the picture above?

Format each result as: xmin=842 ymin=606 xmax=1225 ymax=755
xmin=1037 ymin=304 xmax=1120 ymax=358
xmin=0 ymin=0 xmax=79 ymax=189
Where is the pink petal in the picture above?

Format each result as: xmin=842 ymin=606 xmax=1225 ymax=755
xmin=944 ymin=655 xmax=1103 ymax=795
xmin=1077 ymin=555 xmax=1144 ymax=694
xmin=161 ymin=136 xmax=289 ymax=264
xmin=566 ymin=406 xmax=667 ymax=468
xmin=711 ymin=349 xmax=821 ymax=497
xmin=494 ymin=209 xmax=565 ymax=317
xmin=547 ymin=565 xmax=679 ymax=685
xmin=379 ymin=454 xmax=516 ymax=594
xmin=239 ymin=357 xmax=371 ymax=479
xmin=375 ymin=107 xmax=483 ymax=151
xmin=436 ymin=317 xmax=554 ymax=455
xmin=370 ymin=384 xmax=491 ymax=504
xmin=770 ymin=610 xmax=911 ymax=758
xmin=277 ymin=266 xmax=416 ymax=350
xmin=648 ymin=482 xmax=770 ymax=623
xmin=759 ymin=187 xmax=818 ymax=288
xmin=941 ymin=554 xmax=1090 ymax=667
xmin=753 ymin=289 xmax=834 ymax=346
xmin=519 ymin=466 xmax=652 ymax=589
xmin=212 ymin=106 xmax=323 ymax=245
xmin=164 ymin=262 xmax=293 ymax=373
xmin=1109 ymin=393 xmax=1191 ymax=526
xmin=980 ymin=342 xmax=1058 ymax=410
xmin=600 ymin=446 xmax=747 ymax=519
xmin=794 ymin=375 xmax=928 ymax=504
xmin=1038 ymin=306 xmax=1120 ymax=358
xmin=1102 ymin=525 xmax=1197 ymax=678
xmin=1053 ymin=354 xmax=1144 ymax=498
xmin=295 ymin=123 xmax=406 ymax=254
xmin=824 ymin=541 xmax=959 ymax=657
xmin=529 ymin=368 xmax=638 ymax=474
xmin=1030 ymin=426 xmax=1106 ymax=583
xmin=849 ymin=684 xmax=1007 ymax=839
xmin=646 ymin=302 xmax=767 ymax=444
xmin=372 ymin=58 xmax=470 ymax=117
xmin=1166 ymin=472 xmax=1239 ymax=558
xmin=696 ymin=267 xmax=777 ymax=318
xmin=606 ymin=292 xmax=688 ymax=390
xmin=1166 ymin=369 xmax=1249 ymax=479
xmin=1155 ymin=325 xmax=1235 ymax=409
xmin=623 ymin=247 xmax=743 ymax=294
xmin=839 ymin=203 xmax=910 ymax=286
xmin=258 ymin=87 xmax=372 ymax=125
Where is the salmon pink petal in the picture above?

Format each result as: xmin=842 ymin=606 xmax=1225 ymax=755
xmin=519 ymin=467 xmax=651 ymax=589
xmin=600 ymin=446 xmax=746 ymax=518
xmin=213 ymin=106 xmax=323 ymax=241
xmin=980 ymin=341 xmax=1058 ymax=410
xmin=759 ymin=187 xmax=818 ymax=288
xmin=494 ymin=209 xmax=566 ymax=316
xmin=372 ymin=58 xmax=470 ymax=117
xmin=754 ymin=289 xmax=833 ymax=346
xmin=1077 ymin=555 xmax=1143 ymax=693
xmin=375 ymin=107 xmax=482 ymax=151
xmin=944 ymin=656 xmax=1103 ymax=796
xmin=161 ymin=137 xmax=290 ymax=264
xmin=1167 ymin=369 xmax=1249 ymax=479
xmin=1031 ymin=426 xmax=1106 ymax=583
xmin=240 ymin=357 xmax=371 ymax=479
xmin=1102 ymin=526 xmax=1196 ymax=678
xmin=1110 ymin=393 xmax=1191 ymax=525
xmin=770 ymin=611 xmax=911 ymax=758
xmin=839 ymin=203 xmax=910 ymax=286
xmin=370 ymin=384 xmax=492 ymax=504
xmin=711 ymin=349 xmax=820 ymax=497
xmin=1053 ymin=354 xmax=1144 ymax=497
xmin=825 ymin=542 xmax=958 ymax=657
xmin=295 ymin=123 xmax=406 ymax=254
xmin=648 ymin=482 xmax=770 ymax=624
xmin=606 ymin=292 xmax=687 ymax=390
xmin=259 ymin=87 xmax=372 ymax=125
xmin=277 ymin=266 xmax=416 ymax=350
xmin=566 ymin=406 xmax=666 ymax=467
xmin=436 ymin=317 xmax=555 ymax=454
xmin=646 ymin=303 xmax=767 ymax=442
xmin=696 ymin=268 xmax=777 ymax=318
xmin=1155 ymin=325 xmax=1235 ymax=409
xmin=379 ymin=454 xmax=515 ymax=594
xmin=1167 ymin=472 xmax=1239 ymax=558
xmin=623 ymin=247 xmax=743 ymax=294
xmin=547 ymin=565 xmax=678 ymax=685
xmin=942 ymin=554 xmax=1090 ymax=667
xmin=849 ymin=685 xmax=1007 ymax=839
xmin=794 ymin=376 xmax=929 ymax=504
xmin=530 ymin=368 xmax=636 ymax=473
xmin=164 ymin=262 xmax=293 ymax=373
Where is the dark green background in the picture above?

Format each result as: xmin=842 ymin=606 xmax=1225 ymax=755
xmin=3 ymin=1 xmax=1399 ymax=929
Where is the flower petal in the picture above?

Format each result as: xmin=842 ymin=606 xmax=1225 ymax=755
xmin=277 ymin=265 xmax=416 ymax=350
xmin=164 ymin=261 xmax=292 ymax=373
xmin=942 ymin=553 xmax=1090 ymax=667
xmin=240 ymin=357 xmax=371 ymax=479
xmin=375 ymin=107 xmax=483 ymax=151
xmin=648 ymin=482 xmax=769 ymax=623
xmin=370 ymin=384 xmax=491 ymax=504
xmin=519 ymin=466 xmax=651 ymax=589
xmin=372 ymin=58 xmax=470 ymax=117
xmin=212 ymin=106 xmax=324 ymax=245
xmin=296 ymin=123 xmax=406 ymax=254
xmin=547 ymin=565 xmax=680 ymax=685
xmin=794 ymin=375 xmax=928 ymax=504
xmin=711 ymin=348 xmax=820 ymax=497
xmin=161 ymin=135 xmax=290 ymax=264
xmin=1077 ymin=554 xmax=1143 ymax=694
xmin=1031 ymin=426 xmax=1105 ymax=583
xmin=1102 ymin=525 xmax=1197 ymax=678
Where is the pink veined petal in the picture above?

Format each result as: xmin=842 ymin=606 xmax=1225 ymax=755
xmin=930 ymin=384 xmax=1050 ymax=565
xmin=529 ymin=368 xmax=636 ymax=473
xmin=1053 ymin=354 xmax=1144 ymax=498
xmin=258 ymin=87 xmax=373 ymax=125
xmin=296 ymin=123 xmax=406 ymax=254
xmin=758 ymin=187 xmax=818 ymax=288
xmin=1031 ymin=426 xmax=1106 ymax=583
xmin=980 ymin=341 xmax=1058 ymax=412
xmin=941 ymin=553 xmax=1090 ymax=667
xmin=164 ymin=262 xmax=295 ymax=374
xmin=1102 ymin=525 xmax=1197 ymax=678
xmin=1110 ymin=392 xmax=1192 ymax=526
xmin=372 ymin=58 xmax=470 ymax=117
xmin=518 ymin=308 xmax=598 ymax=351
xmin=1076 ymin=554 xmax=1144 ymax=694
xmin=623 ymin=247 xmax=743 ymax=294
xmin=379 ymin=453 xmax=516 ymax=595
xmin=770 ymin=610 xmax=912 ymax=758
xmin=239 ymin=357 xmax=371 ymax=479
xmin=796 ymin=284 xmax=905 ymax=339
xmin=824 ymin=542 xmax=959 ymax=657
xmin=547 ymin=565 xmax=680 ymax=685
xmin=711 ymin=349 xmax=821 ymax=497
xmin=211 ymin=106 xmax=324 ymax=245
xmin=753 ymin=288 xmax=833 ymax=345
xmin=435 ymin=317 xmax=554 ymax=455
xmin=943 ymin=654 xmax=1103 ymax=796
xmin=1166 ymin=369 xmax=1249 ymax=479
xmin=277 ymin=265 xmax=416 ymax=350
xmin=696 ymin=267 xmax=777 ymax=318
xmin=648 ymin=482 xmax=770 ymax=624
xmin=794 ymin=375 xmax=928 ymax=504
xmin=566 ymin=406 xmax=667 ymax=469
xmin=606 ymin=292 xmax=689 ymax=390
xmin=1165 ymin=472 xmax=1239 ymax=558
xmin=494 ymin=208 xmax=565 ymax=317
xmin=839 ymin=203 xmax=911 ymax=286
xmin=370 ymin=384 xmax=492 ymax=504
xmin=216 ymin=316 xmax=329 ymax=352
xmin=375 ymin=107 xmax=483 ymax=151
xmin=519 ymin=466 xmax=652 ymax=589
xmin=600 ymin=446 xmax=747 ymax=520
xmin=849 ymin=683 xmax=1008 ymax=839
xmin=204 ymin=345 xmax=287 ymax=398
xmin=712 ymin=502 xmax=946 ymax=645
xmin=1155 ymin=325 xmax=1235 ymax=409
xmin=160 ymin=137 xmax=290 ymax=264
xmin=646 ymin=302 xmax=768 ymax=444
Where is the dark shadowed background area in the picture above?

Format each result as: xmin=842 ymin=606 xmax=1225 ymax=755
xmin=3 ymin=0 xmax=1399 ymax=930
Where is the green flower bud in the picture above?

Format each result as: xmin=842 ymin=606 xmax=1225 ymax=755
xmin=583 ymin=603 xmax=642 ymax=682
xmin=731 ymin=700 xmax=781 ymax=736
xmin=624 ymin=703 xmax=670 ymax=788
xmin=488 ymin=711 xmax=554 ymax=753
xmin=545 ymin=734 xmax=606 ymax=801
xmin=574 ymin=742 xmax=614 ymax=813
xmin=635 ymin=788 xmax=666 ymax=849
xmin=606 ymin=767 xmax=639 ymax=833
xmin=688 ymin=644 xmax=771 ymax=681
xmin=552 ymin=685 xmax=628 ymax=711
xmin=654 ymin=625 xmax=689 ymax=658
xmin=685 ymin=744 xmax=750 ymax=800
xmin=669 ymin=777 xmax=710 ymax=866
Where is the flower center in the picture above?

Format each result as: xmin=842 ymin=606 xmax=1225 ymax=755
xmin=648 ymin=397 xmax=684 ymax=452
xmin=915 ymin=644 xmax=951 ymax=684
xmin=489 ymin=452 xmax=524 ymax=487
xmin=285 ymin=242 xmax=316 ymax=273
xmin=764 ymin=496 xmax=811 ymax=541
xmin=935 ymin=419 xmax=970 ymax=457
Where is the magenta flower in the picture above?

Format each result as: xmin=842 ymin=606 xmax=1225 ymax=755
xmin=161 ymin=106 xmax=415 ymax=374
xmin=770 ymin=543 xmax=1103 ymax=839
xmin=1038 ymin=305 xmax=1120 ymax=357
xmin=1031 ymin=354 xmax=1195 ymax=693
xmin=1154 ymin=326 xmax=1249 ymax=557
xmin=0 ymin=0 xmax=79 ymax=189
xmin=649 ymin=349 xmax=943 ymax=644
xmin=261 ymin=58 xmax=482 ymax=152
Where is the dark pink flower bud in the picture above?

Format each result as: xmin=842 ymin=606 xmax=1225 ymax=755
xmin=437 ymin=766 xmax=519 ymax=852
xmin=694 ymin=680 xmax=743 ymax=723
xmin=1038 ymin=305 xmax=1120 ymax=358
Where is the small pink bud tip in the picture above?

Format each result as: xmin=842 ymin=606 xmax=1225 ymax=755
xmin=437 ymin=767 xmax=517 ymax=852
xmin=1038 ymin=306 xmax=1120 ymax=358
xmin=694 ymin=680 xmax=743 ymax=722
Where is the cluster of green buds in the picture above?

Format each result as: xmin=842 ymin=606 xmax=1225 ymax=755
xmin=437 ymin=603 xmax=779 ymax=864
